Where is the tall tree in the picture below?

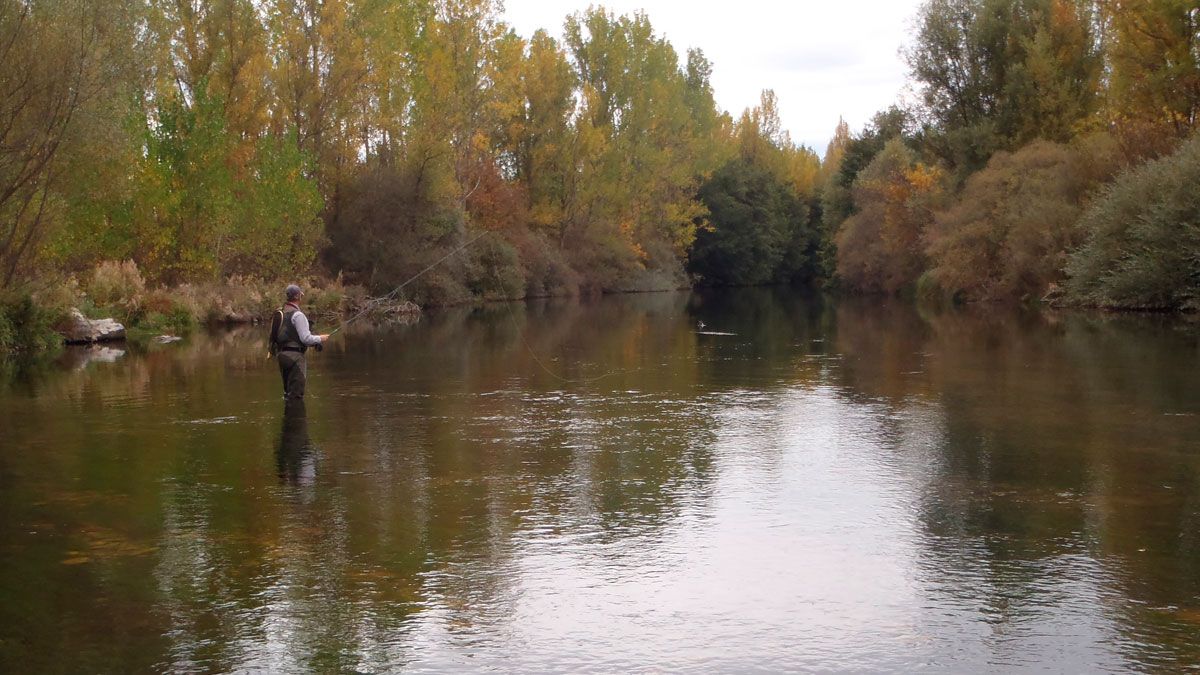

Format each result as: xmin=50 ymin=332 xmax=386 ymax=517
xmin=908 ymin=0 xmax=1103 ymax=171
xmin=563 ymin=8 xmax=715 ymax=288
xmin=835 ymin=139 xmax=944 ymax=293
xmin=1102 ymin=0 xmax=1200 ymax=139
xmin=0 ymin=0 xmax=142 ymax=286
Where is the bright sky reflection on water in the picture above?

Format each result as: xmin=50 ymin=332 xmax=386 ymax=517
xmin=1 ymin=289 xmax=1198 ymax=672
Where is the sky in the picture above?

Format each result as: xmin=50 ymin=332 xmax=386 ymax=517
xmin=501 ymin=0 xmax=928 ymax=157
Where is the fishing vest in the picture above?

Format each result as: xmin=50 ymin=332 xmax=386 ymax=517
xmin=274 ymin=305 xmax=307 ymax=353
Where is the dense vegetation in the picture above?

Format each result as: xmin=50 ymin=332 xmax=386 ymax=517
xmin=825 ymin=0 xmax=1199 ymax=308
xmin=1 ymin=0 xmax=1198 ymax=352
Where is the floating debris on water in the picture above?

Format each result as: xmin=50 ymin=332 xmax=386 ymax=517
xmin=177 ymin=416 xmax=239 ymax=425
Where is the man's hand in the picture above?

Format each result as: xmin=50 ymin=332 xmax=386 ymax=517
xmin=317 ymin=334 xmax=330 ymax=343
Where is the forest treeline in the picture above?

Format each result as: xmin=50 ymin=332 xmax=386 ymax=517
xmin=1 ymin=0 xmax=1199 ymax=350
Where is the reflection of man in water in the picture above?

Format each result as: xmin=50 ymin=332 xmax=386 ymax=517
xmin=277 ymin=399 xmax=317 ymax=486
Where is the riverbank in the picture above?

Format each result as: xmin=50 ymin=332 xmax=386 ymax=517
xmin=0 ymin=261 xmax=420 ymax=355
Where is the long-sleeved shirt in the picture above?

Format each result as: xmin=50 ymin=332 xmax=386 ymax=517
xmin=286 ymin=304 xmax=323 ymax=347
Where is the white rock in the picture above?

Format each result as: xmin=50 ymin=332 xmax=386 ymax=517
xmin=62 ymin=308 xmax=126 ymax=344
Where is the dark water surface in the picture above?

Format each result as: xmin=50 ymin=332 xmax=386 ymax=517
xmin=2 ymin=289 xmax=1200 ymax=672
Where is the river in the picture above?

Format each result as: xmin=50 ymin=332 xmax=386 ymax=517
xmin=1 ymin=289 xmax=1198 ymax=672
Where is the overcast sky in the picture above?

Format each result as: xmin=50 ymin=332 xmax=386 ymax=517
xmin=502 ymin=0 xmax=927 ymax=157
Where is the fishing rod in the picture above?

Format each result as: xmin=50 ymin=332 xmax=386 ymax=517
xmin=327 ymin=229 xmax=492 ymax=337
xmin=320 ymin=229 xmax=632 ymax=385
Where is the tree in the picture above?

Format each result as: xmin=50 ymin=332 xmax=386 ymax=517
xmin=836 ymin=139 xmax=944 ymax=293
xmin=908 ymin=0 xmax=1103 ymax=171
xmin=563 ymin=8 xmax=714 ymax=289
xmin=129 ymin=87 xmax=321 ymax=283
xmin=515 ymin=30 xmax=577 ymax=239
xmin=1101 ymin=0 xmax=1200 ymax=142
xmin=819 ymin=108 xmax=914 ymax=278
xmin=267 ymin=0 xmax=371 ymax=198
xmin=0 ymin=0 xmax=155 ymax=286
xmin=690 ymin=159 xmax=812 ymax=286
xmin=925 ymin=137 xmax=1119 ymax=301
xmin=1066 ymin=131 xmax=1200 ymax=310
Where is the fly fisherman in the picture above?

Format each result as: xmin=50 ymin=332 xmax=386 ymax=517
xmin=271 ymin=284 xmax=329 ymax=400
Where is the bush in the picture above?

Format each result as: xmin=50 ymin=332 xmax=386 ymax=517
xmin=86 ymin=260 xmax=145 ymax=310
xmin=124 ymin=288 xmax=198 ymax=336
xmin=464 ymin=236 xmax=525 ymax=301
xmin=0 ymin=293 xmax=62 ymax=354
xmin=303 ymin=276 xmax=349 ymax=320
xmin=172 ymin=276 xmax=275 ymax=323
xmin=511 ymin=231 xmax=579 ymax=298
xmin=835 ymin=139 xmax=943 ymax=294
xmin=925 ymin=137 xmax=1120 ymax=302
xmin=1066 ymin=132 xmax=1200 ymax=310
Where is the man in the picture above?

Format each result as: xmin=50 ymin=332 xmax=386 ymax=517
xmin=273 ymin=284 xmax=329 ymax=400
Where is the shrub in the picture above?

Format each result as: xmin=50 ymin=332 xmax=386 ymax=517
xmin=165 ymin=276 xmax=276 ymax=324
xmin=86 ymin=260 xmax=145 ymax=310
xmin=1066 ymin=132 xmax=1200 ymax=309
xmin=30 ymin=276 xmax=81 ymax=323
xmin=464 ymin=236 xmax=525 ymax=301
xmin=511 ymin=231 xmax=579 ymax=299
xmin=303 ymin=276 xmax=349 ymax=320
xmin=925 ymin=137 xmax=1121 ymax=302
xmin=835 ymin=139 xmax=944 ymax=294
xmin=0 ymin=292 xmax=62 ymax=353
xmin=127 ymin=288 xmax=198 ymax=335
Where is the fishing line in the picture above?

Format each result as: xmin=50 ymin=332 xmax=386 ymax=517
xmin=328 ymin=229 xmax=492 ymax=336
xmin=325 ymin=227 xmax=631 ymax=384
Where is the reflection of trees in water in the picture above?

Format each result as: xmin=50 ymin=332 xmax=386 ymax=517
xmin=314 ymin=292 xmax=723 ymax=642
xmin=133 ymin=293 xmax=728 ymax=669
xmin=688 ymin=287 xmax=833 ymax=388
xmin=831 ymin=300 xmax=1200 ymax=667
xmin=151 ymin=397 xmax=423 ymax=672
xmin=9 ymin=291 xmax=1200 ymax=669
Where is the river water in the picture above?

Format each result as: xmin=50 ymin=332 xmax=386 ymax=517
xmin=1 ymin=289 xmax=1199 ymax=672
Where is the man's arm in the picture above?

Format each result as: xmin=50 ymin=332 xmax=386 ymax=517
xmin=292 ymin=311 xmax=328 ymax=346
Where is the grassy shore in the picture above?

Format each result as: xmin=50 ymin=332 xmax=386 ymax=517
xmin=0 ymin=261 xmax=418 ymax=355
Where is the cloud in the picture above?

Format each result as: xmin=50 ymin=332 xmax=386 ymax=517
xmin=764 ymin=46 xmax=864 ymax=72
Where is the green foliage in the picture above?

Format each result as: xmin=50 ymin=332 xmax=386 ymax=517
xmin=0 ymin=293 xmax=63 ymax=354
xmin=820 ymin=108 xmax=915 ymax=276
xmin=466 ymin=236 xmax=525 ymax=301
xmin=125 ymin=306 xmax=197 ymax=341
xmin=7 ymin=0 xmax=1200 ymax=317
xmin=908 ymin=0 xmax=1103 ymax=173
xmin=690 ymin=159 xmax=814 ymax=286
xmin=131 ymin=88 xmax=322 ymax=283
xmin=0 ymin=0 xmax=145 ymax=288
xmin=1065 ymin=132 xmax=1200 ymax=310
xmin=224 ymin=132 xmax=324 ymax=279
xmin=326 ymin=160 xmax=464 ymax=297
xmin=563 ymin=8 xmax=714 ymax=287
